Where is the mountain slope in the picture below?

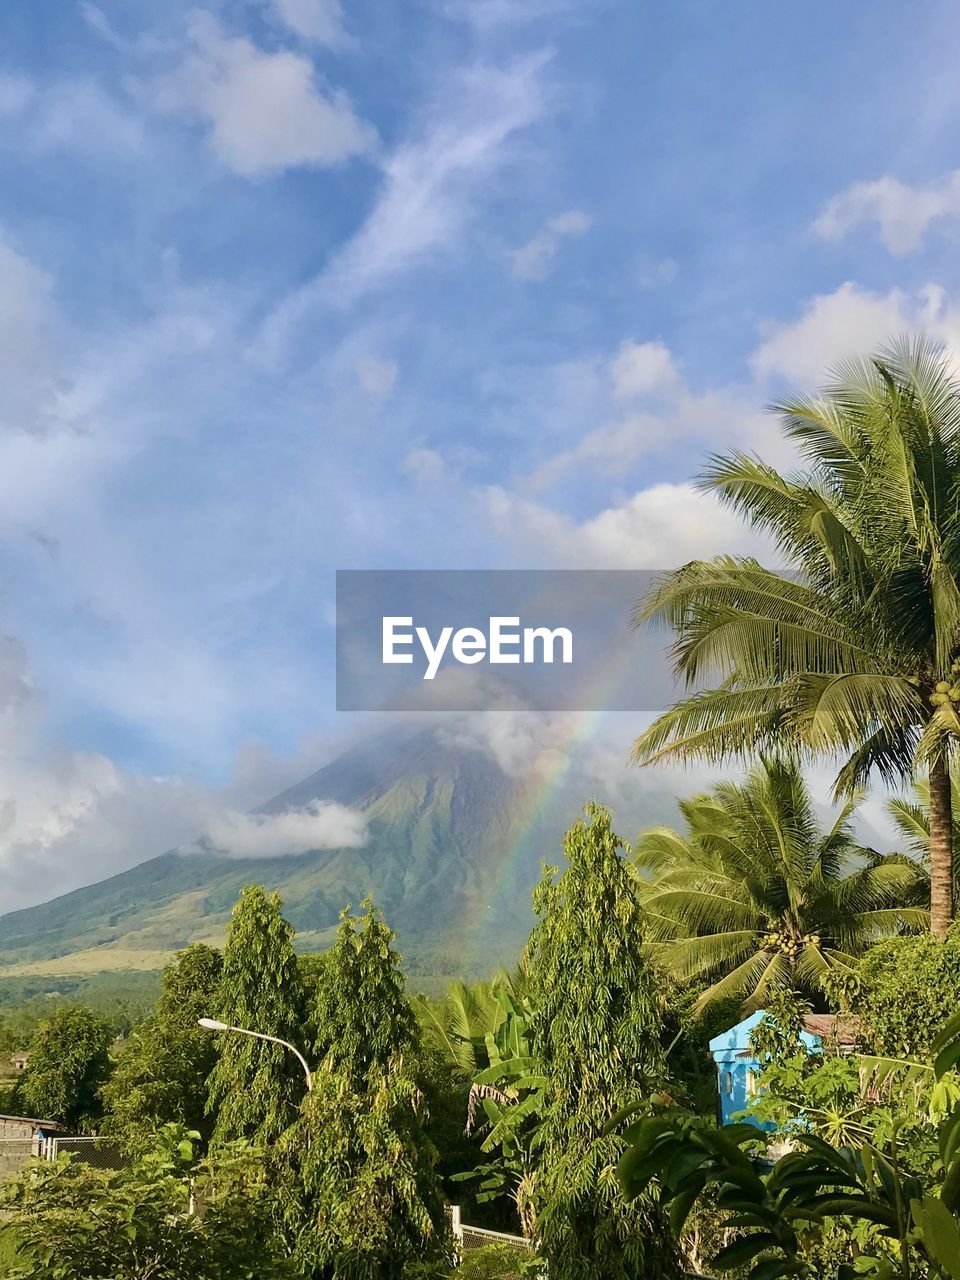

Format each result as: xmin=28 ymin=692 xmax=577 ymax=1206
xmin=0 ymin=726 xmax=670 ymax=978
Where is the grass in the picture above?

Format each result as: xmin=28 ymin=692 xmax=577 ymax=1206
xmin=0 ymin=947 xmax=176 ymax=978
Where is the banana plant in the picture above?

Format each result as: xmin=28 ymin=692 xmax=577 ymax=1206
xmin=616 ymin=1008 xmax=960 ymax=1279
xmin=452 ymin=989 xmax=547 ymax=1237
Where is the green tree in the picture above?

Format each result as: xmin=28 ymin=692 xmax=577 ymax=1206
xmin=633 ymin=758 xmax=928 ymax=1012
xmin=16 ymin=1006 xmax=112 ymax=1131
xmin=206 ymin=885 xmax=306 ymax=1148
xmin=857 ymin=929 xmax=960 ymax=1059
xmin=102 ymin=944 xmax=223 ymax=1149
xmin=413 ymin=971 xmax=528 ymax=1080
xmin=527 ymin=803 xmax=681 ymax=1280
xmin=282 ymin=900 xmax=450 ymax=1279
xmin=634 ymin=338 xmax=960 ymax=935
xmin=0 ymin=1125 xmax=291 ymax=1280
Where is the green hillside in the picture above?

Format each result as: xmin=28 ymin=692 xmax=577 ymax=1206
xmin=0 ymin=728 xmax=599 ymax=980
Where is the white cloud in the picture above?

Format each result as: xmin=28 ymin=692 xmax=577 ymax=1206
xmin=356 ymin=355 xmax=397 ymax=399
xmin=195 ymin=799 xmax=367 ymax=858
xmin=261 ymin=50 xmax=549 ymax=345
xmin=153 ymin=13 xmax=375 ymax=178
xmin=815 ymin=170 xmax=960 ymax=254
xmin=751 ymin=282 xmax=915 ymax=386
xmin=268 ymin=0 xmax=347 ymax=44
xmin=609 ymin=339 xmax=676 ymax=398
xmin=485 ymin=481 xmax=771 ymax=568
xmin=0 ymin=74 xmax=142 ymax=157
xmin=508 ymin=208 xmax=592 ymax=281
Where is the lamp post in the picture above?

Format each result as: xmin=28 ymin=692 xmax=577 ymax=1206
xmin=197 ymin=1017 xmax=313 ymax=1092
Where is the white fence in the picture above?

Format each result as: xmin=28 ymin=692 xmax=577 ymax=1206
xmin=450 ymin=1206 xmax=534 ymax=1254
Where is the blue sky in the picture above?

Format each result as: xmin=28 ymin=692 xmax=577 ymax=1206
xmin=4 ymin=0 xmax=960 ymax=907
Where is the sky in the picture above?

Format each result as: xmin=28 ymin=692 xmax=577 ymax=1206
xmin=4 ymin=0 xmax=960 ymax=909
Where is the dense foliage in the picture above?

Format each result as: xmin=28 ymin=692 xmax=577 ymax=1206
xmin=15 ymin=1006 xmax=113 ymax=1131
xmin=857 ymin=928 xmax=960 ymax=1058
xmin=102 ymin=944 xmax=223 ymax=1149
xmin=634 ymin=757 xmax=928 ymax=1011
xmin=0 ymin=1125 xmax=290 ymax=1280
xmin=618 ymin=1010 xmax=960 ymax=1277
xmin=527 ymin=802 xmax=680 ymax=1280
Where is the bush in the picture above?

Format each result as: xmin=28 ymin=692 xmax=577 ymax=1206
xmin=859 ymin=928 xmax=960 ymax=1057
xmin=0 ymin=1125 xmax=291 ymax=1280
xmin=454 ymin=1244 xmax=540 ymax=1279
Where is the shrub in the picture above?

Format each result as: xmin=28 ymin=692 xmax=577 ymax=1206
xmin=858 ymin=928 xmax=960 ymax=1057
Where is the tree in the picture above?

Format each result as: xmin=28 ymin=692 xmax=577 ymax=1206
xmin=634 ymin=758 xmax=929 ymax=1012
xmin=616 ymin=1005 xmax=960 ymax=1278
xmin=206 ymin=885 xmax=306 ymax=1148
xmin=281 ymin=900 xmax=450 ymax=1279
xmin=857 ymin=928 xmax=960 ymax=1059
xmin=102 ymin=944 xmax=223 ymax=1149
xmin=16 ymin=1006 xmax=112 ymax=1131
xmin=0 ymin=1125 xmax=291 ymax=1280
xmin=413 ymin=971 xmax=529 ymax=1080
xmin=634 ymin=338 xmax=960 ymax=935
xmin=526 ymin=803 xmax=681 ymax=1280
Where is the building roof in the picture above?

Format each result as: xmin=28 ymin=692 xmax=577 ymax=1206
xmin=801 ymin=1013 xmax=861 ymax=1047
xmin=709 ymin=1009 xmax=862 ymax=1059
xmin=0 ymin=1114 xmax=64 ymax=1129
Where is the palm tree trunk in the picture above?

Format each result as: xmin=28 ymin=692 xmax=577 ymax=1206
xmin=929 ymin=754 xmax=954 ymax=937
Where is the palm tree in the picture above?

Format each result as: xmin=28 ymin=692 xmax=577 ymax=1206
xmin=888 ymin=777 xmax=960 ymax=899
xmin=634 ymin=337 xmax=960 ymax=934
xmin=633 ymin=758 xmax=929 ymax=1013
xmin=412 ymin=970 xmax=528 ymax=1078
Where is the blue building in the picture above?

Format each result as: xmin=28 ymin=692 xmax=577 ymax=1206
xmin=708 ymin=1011 xmax=856 ymax=1127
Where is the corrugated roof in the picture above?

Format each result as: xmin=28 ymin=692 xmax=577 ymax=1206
xmin=801 ymin=1013 xmax=861 ymax=1046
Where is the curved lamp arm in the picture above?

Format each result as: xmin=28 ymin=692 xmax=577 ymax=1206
xmin=198 ymin=1018 xmax=313 ymax=1092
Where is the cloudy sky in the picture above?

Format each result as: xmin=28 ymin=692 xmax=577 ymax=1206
xmin=2 ymin=0 xmax=960 ymax=908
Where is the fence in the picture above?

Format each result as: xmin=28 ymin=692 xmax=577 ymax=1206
xmin=448 ymin=1206 xmax=538 ymax=1275
xmin=0 ymin=1135 xmax=131 ymax=1182
xmin=42 ymin=1136 xmax=130 ymax=1171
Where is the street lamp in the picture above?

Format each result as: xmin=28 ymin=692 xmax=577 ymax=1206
xmin=197 ymin=1017 xmax=313 ymax=1092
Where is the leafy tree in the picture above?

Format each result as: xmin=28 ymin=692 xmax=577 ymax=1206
xmin=634 ymin=338 xmax=960 ymax=934
xmin=857 ymin=928 xmax=960 ymax=1059
xmin=0 ymin=1124 xmax=291 ymax=1280
xmin=617 ymin=1002 xmax=960 ymax=1279
xmin=206 ymin=885 xmax=306 ymax=1148
xmin=526 ymin=802 xmax=681 ymax=1280
xmin=15 ymin=1006 xmax=112 ymax=1131
xmin=312 ymin=898 xmax=417 ymax=1074
xmin=413 ymin=975 xmax=520 ymax=1079
xmin=281 ymin=899 xmax=451 ymax=1279
xmin=102 ymin=944 xmax=223 ymax=1149
xmin=633 ymin=758 xmax=928 ymax=1012
xmin=456 ymin=985 xmax=544 ymax=1236
xmin=413 ymin=975 xmax=528 ymax=1227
